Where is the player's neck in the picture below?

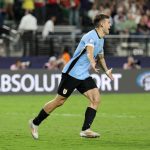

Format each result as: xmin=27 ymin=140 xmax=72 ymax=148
xmin=95 ymin=28 xmax=105 ymax=38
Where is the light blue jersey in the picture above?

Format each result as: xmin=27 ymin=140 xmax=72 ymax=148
xmin=62 ymin=29 xmax=104 ymax=80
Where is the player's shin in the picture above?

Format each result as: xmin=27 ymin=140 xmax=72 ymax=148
xmin=82 ymin=107 xmax=97 ymax=131
xmin=33 ymin=109 xmax=49 ymax=126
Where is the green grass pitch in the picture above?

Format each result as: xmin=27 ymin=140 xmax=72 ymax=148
xmin=0 ymin=94 xmax=150 ymax=150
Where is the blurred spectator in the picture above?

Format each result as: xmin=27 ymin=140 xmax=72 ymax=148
xmin=127 ymin=1 xmax=142 ymax=24
xmin=13 ymin=0 xmax=24 ymax=23
xmin=22 ymin=0 xmax=35 ymax=11
xmin=114 ymin=7 xmax=126 ymax=34
xmin=80 ymin=0 xmax=91 ymax=12
xmin=10 ymin=59 xmax=31 ymax=70
xmin=34 ymin=0 xmax=46 ymax=25
xmin=80 ymin=0 xmax=93 ymax=27
xmin=88 ymin=0 xmax=95 ymax=8
xmin=136 ymin=15 xmax=149 ymax=35
xmin=122 ymin=13 xmax=137 ymax=35
xmin=102 ymin=8 xmax=113 ymax=31
xmin=44 ymin=56 xmax=58 ymax=70
xmin=42 ymin=16 xmax=56 ymax=39
xmin=4 ymin=0 xmax=14 ymax=20
xmin=97 ymin=4 xmax=104 ymax=14
xmin=44 ymin=48 xmax=71 ymax=70
xmin=128 ymin=0 xmax=137 ymax=14
xmin=69 ymin=0 xmax=80 ymax=28
xmin=87 ymin=3 xmax=99 ymax=21
xmin=80 ymin=0 xmax=92 ymax=19
xmin=18 ymin=10 xmax=38 ymax=56
xmin=55 ymin=46 xmax=71 ymax=70
xmin=0 ymin=1 xmax=5 ymax=27
xmin=134 ymin=9 xmax=141 ymax=25
xmin=46 ymin=0 xmax=61 ymax=23
xmin=123 ymin=56 xmax=141 ymax=70
xmin=0 ymin=0 xmax=150 ymax=37
xmin=61 ymin=46 xmax=71 ymax=64
xmin=145 ymin=10 xmax=150 ymax=30
xmin=59 ymin=0 xmax=70 ymax=24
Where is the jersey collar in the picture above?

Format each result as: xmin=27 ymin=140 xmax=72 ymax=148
xmin=94 ymin=29 xmax=102 ymax=39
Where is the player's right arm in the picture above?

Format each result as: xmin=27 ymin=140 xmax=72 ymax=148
xmin=86 ymin=46 xmax=99 ymax=73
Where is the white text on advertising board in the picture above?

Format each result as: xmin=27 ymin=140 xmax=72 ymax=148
xmin=0 ymin=73 xmax=122 ymax=92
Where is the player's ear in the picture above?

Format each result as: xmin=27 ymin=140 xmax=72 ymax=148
xmin=100 ymin=20 xmax=105 ymax=27
xmin=98 ymin=21 xmax=102 ymax=28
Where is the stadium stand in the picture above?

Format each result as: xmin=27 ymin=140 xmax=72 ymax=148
xmin=0 ymin=0 xmax=150 ymax=69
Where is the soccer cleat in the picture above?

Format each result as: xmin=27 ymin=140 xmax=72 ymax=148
xmin=29 ymin=119 xmax=39 ymax=139
xmin=80 ymin=129 xmax=100 ymax=138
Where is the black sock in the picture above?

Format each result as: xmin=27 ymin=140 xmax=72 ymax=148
xmin=33 ymin=109 xmax=49 ymax=126
xmin=82 ymin=107 xmax=96 ymax=131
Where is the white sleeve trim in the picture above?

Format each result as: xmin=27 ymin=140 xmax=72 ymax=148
xmin=85 ymin=43 xmax=94 ymax=48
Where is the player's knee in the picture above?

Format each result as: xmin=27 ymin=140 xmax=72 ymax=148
xmin=90 ymin=96 xmax=100 ymax=106
xmin=93 ymin=98 xmax=100 ymax=106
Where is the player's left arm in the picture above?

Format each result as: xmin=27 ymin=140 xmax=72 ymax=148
xmin=98 ymin=53 xmax=114 ymax=80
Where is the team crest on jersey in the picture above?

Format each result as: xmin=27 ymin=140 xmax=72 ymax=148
xmin=63 ymin=89 xmax=68 ymax=94
xmin=89 ymin=39 xmax=94 ymax=43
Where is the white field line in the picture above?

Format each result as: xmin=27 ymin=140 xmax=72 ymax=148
xmin=52 ymin=113 xmax=141 ymax=119
xmin=2 ymin=112 xmax=143 ymax=119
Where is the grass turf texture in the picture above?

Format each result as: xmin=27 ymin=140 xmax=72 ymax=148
xmin=0 ymin=94 xmax=150 ymax=150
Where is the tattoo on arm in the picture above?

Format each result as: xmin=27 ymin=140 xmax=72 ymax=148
xmin=99 ymin=54 xmax=104 ymax=59
xmin=98 ymin=54 xmax=108 ymax=72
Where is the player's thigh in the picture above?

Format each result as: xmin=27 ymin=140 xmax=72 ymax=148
xmin=57 ymin=73 xmax=80 ymax=97
xmin=77 ymin=77 xmax=97 ymax=93
xmin=77 ymin=76 xmax=100 ymax=102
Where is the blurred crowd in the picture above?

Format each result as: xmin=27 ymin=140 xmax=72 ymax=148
xmin=123 ymin=56 xmax=141 ymax=70
xmin=0 ymin=0 xmax=150 ymax=35
xmin=10 ymin=55 xmax=141 ymax=71
xmin=10 ymin=45 xmax=71 ymax=70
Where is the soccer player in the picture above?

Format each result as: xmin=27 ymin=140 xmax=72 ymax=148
xmin=29 ymin=14 xmax=114 ymax=139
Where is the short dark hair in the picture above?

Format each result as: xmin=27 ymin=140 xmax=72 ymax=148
xmin=93 ymin=14 xmax=110 ymax=27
